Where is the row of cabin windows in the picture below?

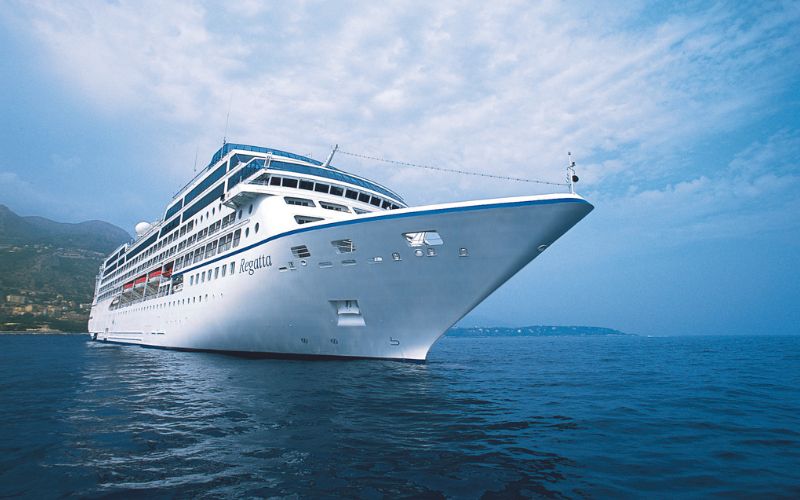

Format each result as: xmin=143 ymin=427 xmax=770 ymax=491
xmin=175 ymin=230 xmax=241 ymax=271
xmin=189 ymin=261 xmax=236 ymax=285
xmin=100 ymin=203 xmax=244 ymax=291
xmin=268 ymin=175 xmax=401 ymax=210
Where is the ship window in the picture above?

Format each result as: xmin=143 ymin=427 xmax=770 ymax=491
xmin=403 ymin=231 xmax=444 ymax=247
xmin=245 ymin=228 xmax=250 ymax=238
xmin=319 ymin=261 xmax=333 ymax=268
xmin=230 ymin=262 xmax=235 ymax=274
xmin=190 ymin=275 xmax=194 ymax=285
xmin=342 ymin=259 xmax=356 ymax=266
xmin=285 ymin=197 xmax=315 ymax=207
xmin=188 ymin=220 xmax=194 ymax=231
xmin=314 ymin=183 xmax=329 ymax=193
xmin=295 ymin=215 xmax=323 ymax=225
xmin=221 ymin=265 xmax=227 ymax=277
xmin=207 ymin=270 xmax=212 ymax=280
xmin=291 ymin=245 xmax=311 ymax=258
xmin=233 ymin=229 xmax=241 ymax=247
xmin=320 ymin=201 xmax=349 ymax=213
xmin=212 ymin=207 xmax=215 ymax=215
xmin=249 ymin=204 xmax=253 ymax=214
xmin=382 ymin=200 xmax=391 ymax=209
xmin=331 ymin=239 xmax=356 ymax=253
xmin=330 ymin=186 xmax=344 ymax=196
xmin=345 ymin=189 xmax=358 ymax=200
xmin=201 ymin=273 xmax=205 ymax=283
xmin=238 ymin=209 xmax=242 ymax=219
xmin=369 ymin=196 xmax=381 ymax=207
xmin=282 ymin=178 xmax=298 ymax=188
xmin=255 ymin=223 xmax=260 ymax=233
xmin=270 ymin=176 xmax=281 ymax=186
xmin=299 ymin=180 xmax=314 ymax=190
xmin=353 ymin=208 xmax=371 ymax=214
xmin=358 ymin=192 xmax=370 ymax=203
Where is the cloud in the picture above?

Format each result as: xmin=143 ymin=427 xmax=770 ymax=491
xmin=587 ymin=129 xmax=800 ymax=249
xmin=2 ymin=1 xmax=799 ymax=230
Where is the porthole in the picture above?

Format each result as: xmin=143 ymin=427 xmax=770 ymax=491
xmin=212 ymin=207 xmax=215 ymax=215
xmin=255 ymin=223 xmax=260 ymax=233
xmin=245 ymin=227 xmax=250 ymax=238
xmin=249 ymin=204 xmax=253 ymax=214
xmin=238 ymin=209 xmax=242 ymax=219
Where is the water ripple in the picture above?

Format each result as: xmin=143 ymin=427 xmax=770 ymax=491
xmin=0 ymin=334 xmax=799 ymax=497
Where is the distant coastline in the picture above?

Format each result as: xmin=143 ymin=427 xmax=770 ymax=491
xmin=1 ymin=325 xmax=633 ymax=336
xmin=448 ymin=325 xmax=632 ymax=337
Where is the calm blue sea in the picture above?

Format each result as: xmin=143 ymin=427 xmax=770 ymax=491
xmin=0 ymin=334 xmax=798 ymax=498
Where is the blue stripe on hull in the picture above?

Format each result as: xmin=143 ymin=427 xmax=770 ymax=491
xmin=175 ymin=196 xmax=590 ymax=278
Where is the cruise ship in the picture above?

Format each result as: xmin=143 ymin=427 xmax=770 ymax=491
xmin=89 ymin=143 xmax=593 ymax=360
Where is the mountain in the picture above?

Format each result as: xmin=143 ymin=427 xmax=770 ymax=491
xmin=447 ymin=325 xmax=632 ymax=337
xmin=0 ymin=204 xmax=130 ymax=253
xmin=0 ymin=205 xmax=131 ymax=332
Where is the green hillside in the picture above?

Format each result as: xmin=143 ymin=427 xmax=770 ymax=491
xmin=0 ymin=204 xmax=130 ymax=332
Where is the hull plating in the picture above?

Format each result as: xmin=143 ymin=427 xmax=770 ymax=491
xmin=89 ymin=195 xmax=592 ymax=360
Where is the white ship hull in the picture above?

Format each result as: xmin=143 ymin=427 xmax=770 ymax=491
xmin=89 ymin=194 xmax=592 ymax=361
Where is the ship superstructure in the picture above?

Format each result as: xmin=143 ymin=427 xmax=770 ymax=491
xmin=89 ymin=143 xmax=592 ymax=360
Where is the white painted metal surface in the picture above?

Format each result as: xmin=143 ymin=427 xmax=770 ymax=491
xmin=89 ymin=146 xmax=592 ymax=361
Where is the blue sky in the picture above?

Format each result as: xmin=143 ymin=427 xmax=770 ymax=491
xmin=1 ymin=1 xmax=798 ymax=335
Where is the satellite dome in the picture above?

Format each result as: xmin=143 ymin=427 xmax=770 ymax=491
xmin=134 ymin=222 xmax=152 ymax=237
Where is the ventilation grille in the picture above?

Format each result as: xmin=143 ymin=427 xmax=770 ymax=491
xmin=291 ymin=245 xmax=311 ymax=258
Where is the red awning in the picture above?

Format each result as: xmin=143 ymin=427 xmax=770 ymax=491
xmin=123 ymin=282 xmax=134 ymax=290
xmin=134 ymin=275 xmax=147 ymax=285
xmin=149 ymin=269 xmax=162 ymax=278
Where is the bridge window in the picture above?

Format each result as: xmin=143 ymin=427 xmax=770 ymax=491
xmin=299 ymin=180 xmax=313 ymax=190
xmin=369 ymin=196 xmax=381 ymax=207
xmin=314 ymin=183 xmax=330 ymax=193
xmin=285 ymin=197 xmax=315 ymax=207
xmin=282 ymin=178 xmax=298 ymax=188
xmin=270 ymin=176 xmax=281 ymax=186
xmin=330 ymin=186 xmax=344 ymax=196
xmin=345 ymin=189 xmax=358 ymax=200
xmin=358 ymin=192 xmax=370 ymax=203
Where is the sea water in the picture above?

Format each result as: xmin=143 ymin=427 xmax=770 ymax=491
xmin=0 ymin=334 xmax=798 ymax=497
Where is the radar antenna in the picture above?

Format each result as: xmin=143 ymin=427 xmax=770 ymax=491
xmin=322 ymin=144 xmax=339 ymax=168
xmin=222 ymin=94 xmax=232 ymax=146
xmin=567 ymin=152 xmax=579 ymax=194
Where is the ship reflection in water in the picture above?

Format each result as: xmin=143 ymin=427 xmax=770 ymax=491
xmin=2 ymin=333 xmax=799 ymax=497
xmin=74 ymin=340 xmax=569 ymax=497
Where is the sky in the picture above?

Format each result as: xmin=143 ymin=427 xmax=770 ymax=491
xmin=1 ymin=1 xmax=798 ymax=335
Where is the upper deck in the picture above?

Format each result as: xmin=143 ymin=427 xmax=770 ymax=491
xmin=93 ymin=143 xmax=407 ymax=303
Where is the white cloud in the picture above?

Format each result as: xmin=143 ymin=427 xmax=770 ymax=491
xmin=2 ymin=1 xmax=799 ymax=233
xmin=586 ymin=129 xmax=800 ymax=248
